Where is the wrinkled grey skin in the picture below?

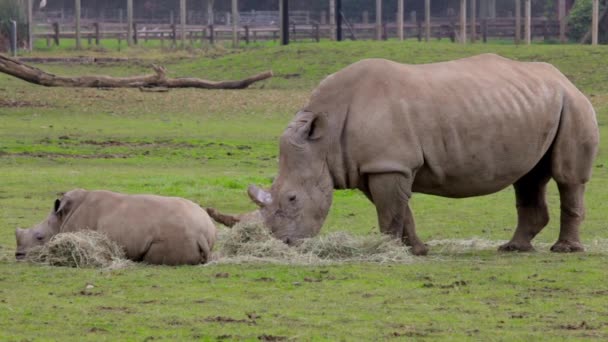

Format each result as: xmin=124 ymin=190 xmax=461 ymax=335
xmin=247 ymin=54 xmax=599 ymax=255
xmin=16 ymin=189 xmax=217 ymax=265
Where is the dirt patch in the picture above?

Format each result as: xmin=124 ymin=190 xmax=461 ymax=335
xmin=204 ymin=316 xmax=256 ymax=325
xmin=559 ymin=321 xmax=596 ymax=330
xmin=258 ymin=334 xmax=288 ymax=341
xmin=18 ymin=57 xmax=134 ymax=64
xmin=76 ymin=139 xmax=198 ymax=149
xmin=0 ymin=99 xmax=48 ymax=108
xmin=2 ymin=151 xmax=131 ymax=159
xmin=97 ymin=306 xmax=133 ymax=313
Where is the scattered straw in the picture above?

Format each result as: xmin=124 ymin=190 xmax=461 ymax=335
xmin=212 ymin=220 xmax=413 ymax=265
xmin=26 ymin=231 xmax=131 ymax=269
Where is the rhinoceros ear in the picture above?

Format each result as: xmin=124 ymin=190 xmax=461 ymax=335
xmin=53 ymin=197 xmax=71 ymax=218
xmin=247 ymin=185 xmax=272 ymax=207
xmin=296 ymin=112 xmax=326 ymax=141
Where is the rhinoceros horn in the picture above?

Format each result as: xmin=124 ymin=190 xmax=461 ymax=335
xmin=247 ymin=185 xmax=272 ymax=207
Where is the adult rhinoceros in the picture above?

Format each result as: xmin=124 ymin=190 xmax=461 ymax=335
xmin=238 ymin=54 xmax=599 ymax=255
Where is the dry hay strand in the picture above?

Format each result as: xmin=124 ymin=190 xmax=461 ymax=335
xmin=26 ymin=231 xmax=131 ymax=268
xmin=213 ymin=220 xmax=413 ymax=265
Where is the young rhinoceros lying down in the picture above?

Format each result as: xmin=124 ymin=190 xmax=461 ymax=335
xmin=15 ymin=189 xmax=216 ymax=265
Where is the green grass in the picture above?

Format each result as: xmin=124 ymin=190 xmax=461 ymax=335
xmin=1 ymin=41 xmax=608 ymax=340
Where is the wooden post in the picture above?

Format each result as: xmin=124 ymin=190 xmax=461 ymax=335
xmin=314 ymin=23 xmax=320 ymax=42
xmin=180 ymin=0 xmax=186 ymax=47
xmin=207 ymin=0 xmax=215 ymax=25
xmin=489 ymin=0 xmax=496 ymax=18
xmin=515 ymin=0 xmax=521 ymax=44
xmin=376 ymin=0 xmax=382 ymax=40
xmin=208 ymin=25 xmax=214 ymax=44
xmin=127 ymin=0 xmax=133 ymax=46
xmin=417 ymin=20 xmax=422 ymax=41
xmin=232 ymin=0 xmax=238 ymax=48
xmin=592 ymin=0 xmax=599 ymax=45
xmin=558 ymin=0 xmax=566 ymax=43
xmin=280 ymin=0 xmax=289 ymax=45
xmin=336 ymin=0 xmax=342 ymax=41
xmin=75 ymin=0 xmax=81 ymax=49
xmin=425 ymin=0 xmax=431 ymax=41
xmin=133 ymin=22 xmax=138 ymax=44
xmin=524 ymin=0 xmax=531 ymax=45
xmin=460 ymin=0 xmax=466 ymax=43
xmin=397 ymin=0 xmax=404 ymax=41
xmin=53 ymin=22 xmax=60 ymax=45
xmin=470 ymin=0 xmax=476 ymax=42
xmin=94 ymin=22 xmax=100 ymax=45
xmin=330 ymin=0 xmax=336 ymax=40
xmin=171 ymin=24 xmax=177 ymax=48
xmin=27 ymin=0 xmax=33 ymax=50
xmin=482 ymin=18 xmax=487 ymax=43
xmin=244 ymin=25 xmax=250 ymax=44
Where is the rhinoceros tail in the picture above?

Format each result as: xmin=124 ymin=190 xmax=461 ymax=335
xmin=197 ymin=233 xmax=212 ymax=264
xmin=205 ymin=207 xmax=240 ymax=227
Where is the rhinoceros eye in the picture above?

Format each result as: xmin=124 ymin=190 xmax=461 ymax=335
xmin=34 ymin=232 xmax=44 ymax=241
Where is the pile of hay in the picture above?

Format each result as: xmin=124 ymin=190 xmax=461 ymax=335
xmin=26 ymin=231 xmax=131 ymax=269
xmin=214 ymin=220 xmax=413 ymax=265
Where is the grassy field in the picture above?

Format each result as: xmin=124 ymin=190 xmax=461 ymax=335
xmin=1 ymin=41 xmax=607 ymax=340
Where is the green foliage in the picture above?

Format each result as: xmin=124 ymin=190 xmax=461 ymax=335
xmin=568 ymin=0 xmax=607 ymax=43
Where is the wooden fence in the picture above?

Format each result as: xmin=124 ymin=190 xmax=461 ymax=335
xmin=34 ymin=17 xmax=563 ymax=47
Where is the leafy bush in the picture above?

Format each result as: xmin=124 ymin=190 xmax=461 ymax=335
xmin=568 ymin=0 xmax=607 ymax=43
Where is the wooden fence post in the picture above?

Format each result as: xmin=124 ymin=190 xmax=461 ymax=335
xmin=376 ymin=0 xmax=382 ymax=40
xmin=558 ymin=0 xmax=566 ymax=43
xmin=397 ymin=0 xmax=404 ymax=41
xmin=94 ymin=23 xmax=100 ymax=45
xmin=180 ymin=0 xmax=187 ymax=47
xmin=482 ymin=18 xmax=487 ymax=43
xmin=524 ymin=0 xmax=531 ymax=44
xmin=127 ymin=0 xmax=133 ymax=46
xmin=53 ymin=22 xmax=60 ymax=45
xmin=244 ymin=25 xmax=250 ymax=44
xmin=171 ymin=24 xmax=177 ymax=48
xmin=459 ymin=0 xmax=466 ymax=43
xmin=208 ymin=25 xmax=214 ymax=45
xmin=232 ymin=0 xmax=239 ymax=48
xmin=515 ymin=0 xmax=521 ymax=44
xmin=75 ymin=0 xmax=81 ymax=49
xmin=382 ymin=22 xmax=388 ymax=40
xmin=27 ymin=0 xmax=33 ymax=50
xmin=314 ymin=23 xmax=320 ymax=42
xmin=470 ymin=0 xmax=476 ymax=42
xmin=592 ymin=0 xmax=599 ymax=45
xmin=133 ymin=22 xmax=138 ymax=44
xmin=425 ymin=0 xmax=430 ymax=41
xmin=417 ymin=20 xmax=422 ymax=41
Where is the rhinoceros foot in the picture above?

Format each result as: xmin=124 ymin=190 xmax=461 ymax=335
xmin=408 ymin=243 xmax=429 ymax=256
xmin=498 ymin=240 xmax=534 ymax=252
xmin=550 ymin=240 xmax=585 ymax=253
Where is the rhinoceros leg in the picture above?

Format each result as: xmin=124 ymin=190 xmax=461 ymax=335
xmin=499 ymin=159 xmax=551 ymax=252
xmin=368 ymin=173 xmax=428 ymax=256
xmin=550 ymin=183 xmax=585 ymax=252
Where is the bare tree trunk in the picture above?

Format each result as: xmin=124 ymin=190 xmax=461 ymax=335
xmin=0 ymin=54 xmax=272 ymax=89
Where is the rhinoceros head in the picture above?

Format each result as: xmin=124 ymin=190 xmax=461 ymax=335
xmin=248 ymin=111 xmax=333 ymax=244
xmin=15 ymin=194 xmax=75 ymax=260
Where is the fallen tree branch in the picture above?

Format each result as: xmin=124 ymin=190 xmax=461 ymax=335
xmin=0 ymin=53 xmax=273 ymax=89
